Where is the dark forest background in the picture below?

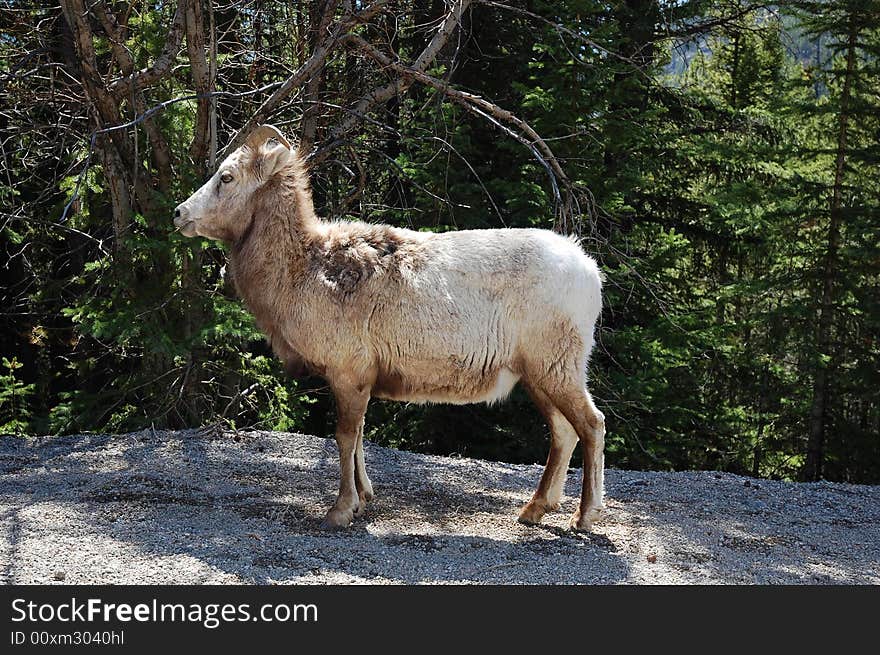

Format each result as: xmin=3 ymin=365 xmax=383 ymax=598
xmin=1 ymin=1 xmax=878 ymax=483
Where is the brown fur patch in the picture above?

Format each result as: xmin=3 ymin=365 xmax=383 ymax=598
xmin=317 ymin=224 xmax=419 ymax=296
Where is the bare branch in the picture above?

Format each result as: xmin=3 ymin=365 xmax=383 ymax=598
xmin=93 ymin=1 xmax=135 ymax=73
xmin=339 ymin=33 xmax=591 ymax=231
xmin=314 ymin=0 xmax=473 ymax=165
xmin=220 ymin=0 xmax=390 ymax=159
xmin=107 ymin=0 xmax=188 ymax=99
xmin=59 ymin=84 xmax=287 ymax=223
xmin=301 ymin=0 xmax=343 ymax=149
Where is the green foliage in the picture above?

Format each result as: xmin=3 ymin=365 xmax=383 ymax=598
xmin=0 ymin=358 xmax=34 ymax=435
xmin=1 ymin=1 xmax=877 ymax=484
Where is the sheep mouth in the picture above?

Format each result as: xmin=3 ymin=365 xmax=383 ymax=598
xmin=173 ymin=218 xmax=197 ymax=237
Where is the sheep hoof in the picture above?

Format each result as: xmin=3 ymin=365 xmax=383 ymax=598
xmin=320 ymin=508 xmax=353 ymax=530
xmin=517 ymin=501 xmax=547 ymax=526
xmin=569 ymin=506 xmax=603 ymax=532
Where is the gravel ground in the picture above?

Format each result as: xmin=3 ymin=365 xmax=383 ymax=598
xmin=1 ymin=428 xmax=878 ymax=585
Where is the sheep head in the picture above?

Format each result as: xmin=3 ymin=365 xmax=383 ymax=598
xmin=173 ymin=124 xmax=294 ymax=242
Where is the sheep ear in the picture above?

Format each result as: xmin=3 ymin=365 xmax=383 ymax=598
xmin=247 ymin=125 xmax=292 ymax=178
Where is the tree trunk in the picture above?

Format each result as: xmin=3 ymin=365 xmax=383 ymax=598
xmin=804 ymin=25 xmax=857 ymax=481
xmin=186 ymin=0 xmax=213 ymax=179
xmin=600 ymin=0 xmax=657 ymax=233
xmin=300 ymin=1 xmax=339 ymax=150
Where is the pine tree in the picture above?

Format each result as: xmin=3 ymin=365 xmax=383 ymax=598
xmin=789 ymin=0 xmax=880 ymax=480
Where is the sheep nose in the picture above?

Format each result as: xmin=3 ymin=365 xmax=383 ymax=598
xmin=173 ymin=205 xmax=187 ymax=227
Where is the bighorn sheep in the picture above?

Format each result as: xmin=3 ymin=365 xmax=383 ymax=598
xmin=173 ymin=125 xmax=606 ymax=530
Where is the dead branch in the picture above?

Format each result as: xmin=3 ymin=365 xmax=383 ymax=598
xmin=58 ymin=84 xmax=287 ymax=223
xmin=301 ymin=0 xmax=343 ymax=150
xmin=313 ymin=0 xmax=473 ymax=166
xmin=107 ymin=0 xmax=188 ymax=99
xmin=340 ymin=33 xmax=589 ymax=231
xmin=220 ymin=0 xmax=390 ymax=158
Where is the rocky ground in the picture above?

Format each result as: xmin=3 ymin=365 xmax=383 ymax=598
xmin=1 ymin=428 xmax=877 ymax=584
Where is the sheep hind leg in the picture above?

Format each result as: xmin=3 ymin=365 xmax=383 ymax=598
xmin=353 ymin=418 xmax=373 ymax=518
xmin=518 ymin=384 xmax=579 ymax=526
xmin=547 ymin=385 xmax=606 ymax=532
xmin=321 ymin=384 xmax=370 ymax=529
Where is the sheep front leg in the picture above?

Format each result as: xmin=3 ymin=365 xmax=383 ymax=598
xmin=354 ymin=419 xmax=374 ymax=516
xmin=321 ymin=384 xmax=370 ymax=530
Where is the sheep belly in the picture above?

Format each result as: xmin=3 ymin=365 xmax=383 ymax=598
xmin=473 ymin=366 xmax=521 ymax=405
xmin=372 ymin=365 xmax=520 ymax=406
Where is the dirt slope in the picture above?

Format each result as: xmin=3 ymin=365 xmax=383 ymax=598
xmin=1 ymin=429 xmax=877 ymax=584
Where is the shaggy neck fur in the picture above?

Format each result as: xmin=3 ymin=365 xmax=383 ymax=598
xmin=229 ymin=154 xmax=319 ymax=323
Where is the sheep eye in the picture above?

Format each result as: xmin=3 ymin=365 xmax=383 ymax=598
xmin=220 ymin=172 xmax=234 ymax=184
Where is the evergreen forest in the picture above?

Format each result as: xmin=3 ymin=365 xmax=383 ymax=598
xmin=1 ymin=0 xmax=878 ymax=483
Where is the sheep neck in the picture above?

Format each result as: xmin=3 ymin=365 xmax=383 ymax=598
xmin=229 ymin=175 xmax=318 ymax=324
